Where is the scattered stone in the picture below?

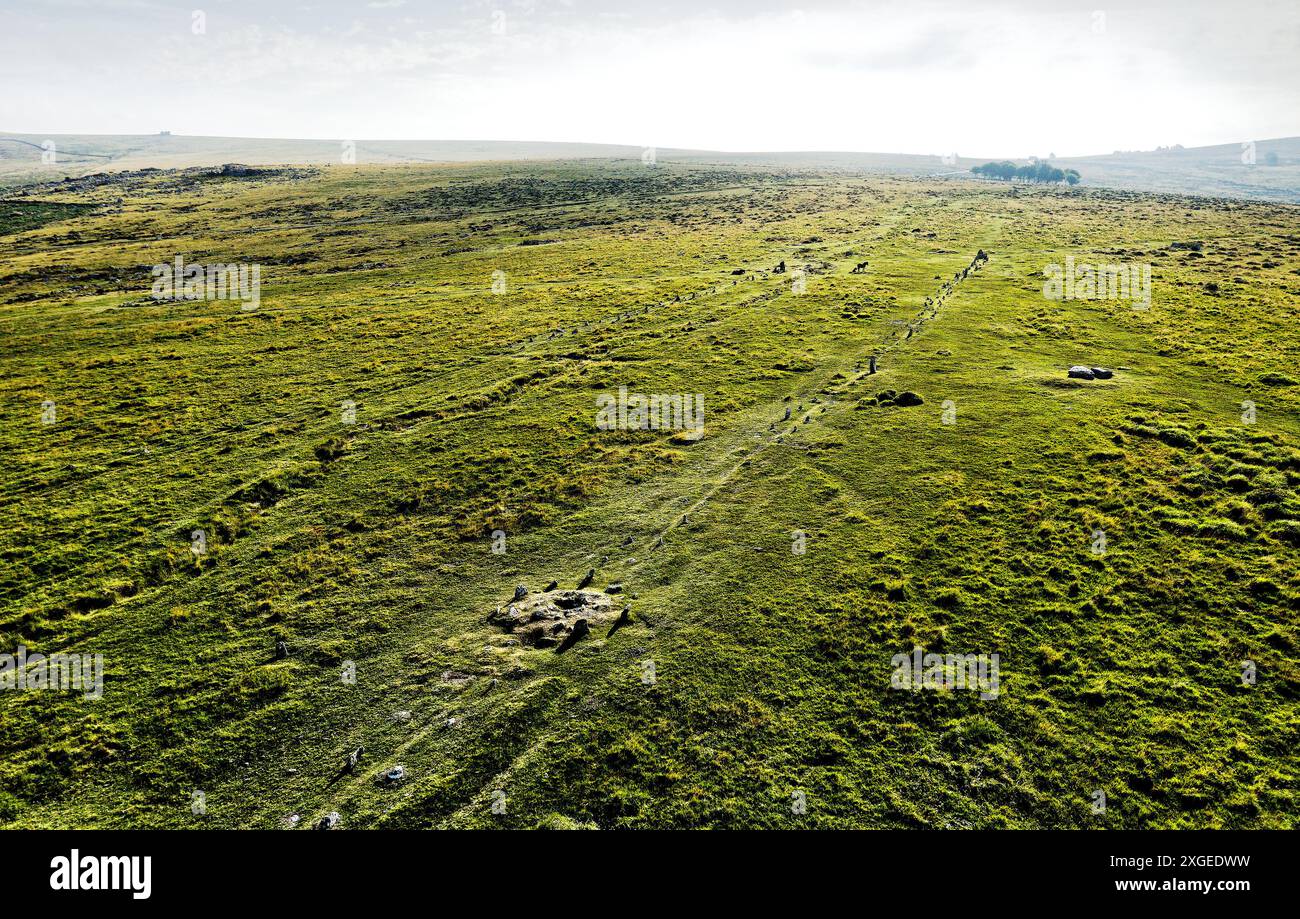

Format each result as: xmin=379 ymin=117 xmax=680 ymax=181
xmin=895 ymin=391 xmax=924 ymax=406
xmin=392 ymin=710 xmax=412 ymax=723
xmin=274 ymin=640 xmax=289 ymax=660
xmin=1068 ymin=365 xmax=1096 ymax=380
xmin=544 ymin=580 xmax=558 ymax=592
xmin=1090 ymin=367 xmax=1114 ymax=379
xmin=345 ymin=747 xmax=364 ymax=773
xmin=315 ymin=812 xmax=341 ymax=830
xmin=605 ymin=582 xmax=624 ymax=594
xmin=487 ymin=587 xmax=618 ymax=648
xmin=577 ymin=568 xmax=595 ymax=589
xmin=383 ymin=765 xmax=406 ymax=784
xmin=513 ymin=584 xmax=528 ymax=602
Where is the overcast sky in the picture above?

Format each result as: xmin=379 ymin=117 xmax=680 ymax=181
xmin=2 ymin=0 xmax=1296 ymax=157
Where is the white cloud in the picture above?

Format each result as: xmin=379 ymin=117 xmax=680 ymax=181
xmin=1 ymin=0 xmax=1295 ymax=155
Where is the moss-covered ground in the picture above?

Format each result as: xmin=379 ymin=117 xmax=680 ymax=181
xmin=1 ymin=161 xmax=1296 ymax=828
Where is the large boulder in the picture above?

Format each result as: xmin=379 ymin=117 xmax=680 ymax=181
xmin=1068 ymin=366 xmax=1095 ymax=380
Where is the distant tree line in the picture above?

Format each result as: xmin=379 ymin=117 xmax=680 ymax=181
xmin=971 ymin=161 xmax=1080 ymax=185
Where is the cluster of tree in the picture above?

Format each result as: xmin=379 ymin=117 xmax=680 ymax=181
xmin=971 ymin=161 xmax=1080 ymax=185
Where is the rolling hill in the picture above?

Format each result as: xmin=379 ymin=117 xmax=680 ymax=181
xmin=1 ymin=160 xmax=1297 ymax=828
xmin=3 ymin=132 xmax=1298 ymax=201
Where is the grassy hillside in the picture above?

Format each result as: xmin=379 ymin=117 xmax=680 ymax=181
xmin=0 ymin=162 xmax=1297 ymax=828
xmin=5 ymin=132 xmax=1299 ymax=202
xmin=1056 ymin=137 xmax=1300 ymax=203
xmin=0 ymin=134 xmax=671 ymax=190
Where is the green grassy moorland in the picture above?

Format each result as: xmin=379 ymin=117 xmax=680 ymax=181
xmin=0 ymin=160 xmax=1297 ymax=828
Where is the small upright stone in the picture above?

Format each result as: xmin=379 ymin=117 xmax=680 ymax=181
xmin=557 ymin=618 xmax=591 ymax=653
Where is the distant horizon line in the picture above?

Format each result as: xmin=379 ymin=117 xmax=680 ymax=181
xmin=3 ymin=130 xmax=1298 ymax=163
